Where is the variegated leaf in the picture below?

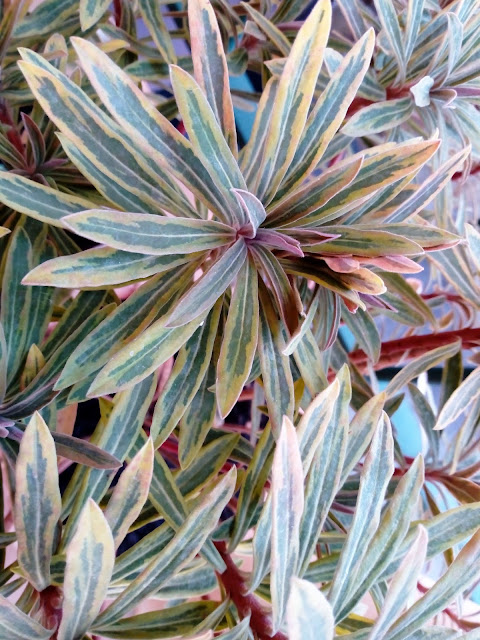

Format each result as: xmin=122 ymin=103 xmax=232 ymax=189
xmin=253 ymin=0 xmax=332 ymax=202
xmin=57 ymin=500 xmax=115 ymax=640
xmin=166 ymin=239 xmax=248 ymax=328
xmin=287 ymin=578 xmax=334 ymax=640
xmin=14 ymin=412 xmax=61 ymax=591
xmin=64 ymin=210 xmax=235 ymax=256
xmin=271 ymin=416 xmax=304 ymax=631
xmin=93 ymin=468 xmax=236 ymax=628
xmin=217 ymin=255 xmax=259 ymax=417
xmin=105 ymin=439 xmax=154 ymax=550
xmin=0 ymin=594 xmax=53 ymax=640
xmin=189 ymin=0 xmax=236 ymax=153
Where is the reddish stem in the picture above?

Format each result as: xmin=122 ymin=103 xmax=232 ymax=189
xmin=214 ymin=541 xmax=288 ymax=640
xmin=38 ymin=586 xmax=63 ymax=638
xmin=348 ymin=327 xmax=480 ymax=372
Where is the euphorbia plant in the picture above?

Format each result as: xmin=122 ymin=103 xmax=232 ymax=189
xmin=0 ymin=0 xmax=479 ymax=638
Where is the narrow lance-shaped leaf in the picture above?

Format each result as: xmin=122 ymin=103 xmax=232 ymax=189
xmin=343 ymin=98 xmax=414 ymax=137
xmin=0 ymin=171 xmax=95 ymax=227
xmin=189 ymin=0 xmax=236 ymax=154
xmin=170 ymin=65 xmax=247 ymax=227
xmin=217 ymin=255 xmax=259 ymax=417
xmin=329 ymin=413 xmax=394 ymax=615
xmin=55 ymin=264 xmax=197 ymax=390
xmin=253 ymin=0 xmax=332 ymax=203
xmin=63 ymin=210 xmax=235 ymax=257
xmin=435 ymin=366 xmax=480 ymax=431
xmin=23 ymin=246 xmax=197 ymax=289
xmin=373 ymin=0 xmax=406 ymax=82
xmin=287 ymin=578 xmax=334 ymax=640
xmin=0 ymin=594 xmax=53 ymax=640
xmin=166 ymin=239 xmax=248 ymax=328
xmin=150 ymin=299 xmax=222 ymax=446
xmin=105 ymin=439 xmax=154 ymax=550
xmin=369 ymin=526 xmax=428 ymax=640
xmin=93 ymin=602 xmax=219 ymax=640
xmin=388 ymin=528 xmax=480 ymax=640
xmin=138 ymin=0 xmax=176 ymax=63
xmin=93 ymin=468 xmax=236 ymax=628
xmin=258 ymin=283 xmax=295 ymax=437
xmin=69 ymin=38 xmax=232 ymax=223
xmin=14 ymin=412 xmax=61 ymax=592
xmin=298 ymin=365 xmax=350 ymax=573
xmin=271 ymin=416 xmax=304 ymax=632
xmin=385 ymin=340 xmax=461 ymax=397
xmin=276 ymin=29 xmax=375 ymax=199
xmin=57 ymin=500 xmax=115 ymax=640
xmin=88 ymin=312 xmax=207 ymax=397
xmin=79 ymin=0 xmax=110 ymax=30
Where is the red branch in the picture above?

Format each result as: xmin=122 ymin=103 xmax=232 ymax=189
xmin=38 ymin=586 xmax=63 ymax=638
xmin=214 ymin=542 xmax=288 ymax=640
xmin=348 ymin=327 xmax=480 ymax=373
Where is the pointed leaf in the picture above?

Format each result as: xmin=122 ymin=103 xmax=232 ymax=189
xmin=94 ymin=468 xmax=236 ymax=628
xmin=105 ymin=439 xmax=154 ymax=550
xmin=58 ymin=500 xmax=115 ymax=640
xmin=64 ymin=210 xmax=235 ymax=256
xmin=14 ymin=412 xmax=61 ymax=591
xmin=271 ymin=416 xmax=304 ymax=631
xmin=189 ymin=0 xmax=236 ymax=153
xmin=287 ymin=578 xmax=334 ymax=640
xmin=217 ymin=255 xmax=259 ymax=417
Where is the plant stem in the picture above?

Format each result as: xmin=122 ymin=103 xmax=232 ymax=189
xmin=214 ymin=542 xmax=288 ymax=640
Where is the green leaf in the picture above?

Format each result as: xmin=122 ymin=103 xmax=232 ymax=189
xmin=217 ymin=255 xmax=259 ymax=417
xmin=178 ymin=345 xmax=219 ymax=469
xmin=51 ymin=431 xmax=122 ymax=470
xmin=170 ymin=65 xmax=246 ymax=227
xmin=388 ymin=528 xmax=480 ymax=640
xmin=93 ymin=601 xmax=218 ymax=640
xmin=88 ymin=312 xmax=207 ymax=397
xmin=57 ymin=499 xmax=115 ymax=640
xmin=338 ymin=456 xmax=425 ymax=620
xmin=271 ymin=416 xmax=304 ymax=631
xmin=258 ymin=285 xmax=294 ymax=437
xmin=18 ymin=52 xmax=191 ymax=219
xmin=55 ymin=264 xmax=196 ymax=389
xmin=166 ymin=239 xmax=248 ymax=328
xmin=287 ymin=578 xmax=334 ymax=640
xmin=23 ymin=247 xmax=196 ymax=289
xmin=93 ymin=468 xmax=236 ymax=628
xmin=79 ymin=0 xmax=110 ymax=30
xmin=150 ymin=299 xmax=222 ymax=445
xmin=276 ymin=29 xmax=375 ymax=199
xmin=435 ymin=366 xmax=480 ymax=431
xmin=64 ymin=210 xmax=235 ymax=256
xmin=329 ymin=413 xmax=394 ymax=616
xmin=342 ymin=98 xmax=414 ymax=137
xmin=369 ymin=526 xmax=428 ymax=640
xmin=229 ymin=425 xmax=275 ymax=552
xmin=189 ymin=0 xmax=236 ymax=153
xmin=61 ymin=374 xmax=156 ymax=545
xmin=105 ymin=439 xmax=154 ymax=550
xmin=252 ymin=0 xmax=332 ymax=202
xmin=298 ymin=365 xmax=350 ymax=573
xmin=138 ymin=0 xmax=176 ymax=64
xmin=14 ymin=413 xmax=61 ymax=592
xmin=385 ymin=340 xmax=461 ymax=397
xmin=373 ymin=0 xmax=406 ymax=81
xmin=0 ymin=594 xmax=53 ymax=640
xmin=69 ymin=38 xmax=233 ymax=222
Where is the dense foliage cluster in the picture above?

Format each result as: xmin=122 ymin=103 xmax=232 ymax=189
xmin=0 ymin=0 xmax=479 ymax=638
